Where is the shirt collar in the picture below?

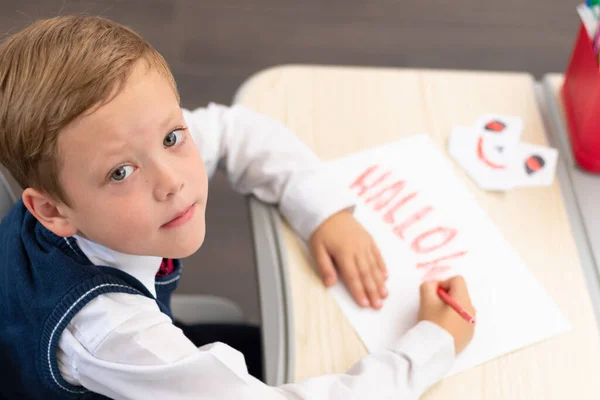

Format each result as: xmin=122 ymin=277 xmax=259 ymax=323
xmin=73 ymin=235 xmax=162 ymax=297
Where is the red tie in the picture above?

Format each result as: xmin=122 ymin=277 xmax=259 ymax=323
xmin=156 ymin=258 xmax=174 ymax=277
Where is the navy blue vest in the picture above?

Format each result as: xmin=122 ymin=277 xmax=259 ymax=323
xmin=0 ymin=201 xmax=182 ymax=399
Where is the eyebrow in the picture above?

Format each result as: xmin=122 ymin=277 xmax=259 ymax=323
xmin=159 ymin=107 xmax=183 ymax=134
xmin=99 ymin=108 xmax=183 ymax=163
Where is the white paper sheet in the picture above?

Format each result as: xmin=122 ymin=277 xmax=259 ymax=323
xmin=325 ymin=134 xmax=571 ymax=377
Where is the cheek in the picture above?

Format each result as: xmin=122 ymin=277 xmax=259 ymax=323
xmin=186 ymin=149 xmax=209 ymax=192
xmin=77 ymin=192 xmax=152 ymax=244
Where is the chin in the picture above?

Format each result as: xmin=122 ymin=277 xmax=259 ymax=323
xmin=163 ymin=231 xmax=205 ymax=259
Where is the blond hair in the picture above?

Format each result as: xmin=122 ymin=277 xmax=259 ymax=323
xmin=0 ymin=15 xmax=178 ymax=205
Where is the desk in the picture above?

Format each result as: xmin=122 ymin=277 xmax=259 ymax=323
xmin=234 ymin=65 xmax=600 ymax=398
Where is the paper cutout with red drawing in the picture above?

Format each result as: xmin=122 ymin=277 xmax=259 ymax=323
xmin=448 ymin=114 xmax=558 ymax=191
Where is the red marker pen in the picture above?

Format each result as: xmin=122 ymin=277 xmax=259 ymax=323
xmin=437 ymin=286 xmax=476 ymax=324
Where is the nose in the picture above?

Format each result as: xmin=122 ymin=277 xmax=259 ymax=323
xmin=153 ymin=162 xmax=184 ymax=201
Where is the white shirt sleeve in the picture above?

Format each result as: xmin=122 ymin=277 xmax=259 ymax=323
xmin=183 ymin=104 xmax=356 ymax=241
xmin=57 ymin=293 xmax=455 ymax=400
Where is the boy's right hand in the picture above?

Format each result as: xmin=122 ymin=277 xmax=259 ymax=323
xmin=418 ymin=276 xmax=476 ymax=355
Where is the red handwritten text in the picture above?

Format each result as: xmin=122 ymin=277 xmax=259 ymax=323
xmin=349 ymin=165 xmax=467 ymax=281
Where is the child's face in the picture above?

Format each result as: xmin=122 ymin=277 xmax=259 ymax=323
xmin=55 ymin=60 xmax=208 ymax=258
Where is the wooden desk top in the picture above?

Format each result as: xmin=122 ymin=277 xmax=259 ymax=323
xmin=235 ymin=65 xmax=600 ymax=398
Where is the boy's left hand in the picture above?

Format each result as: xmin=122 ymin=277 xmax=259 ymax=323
xmin=309 ymin=210 xmax=388 ymax=309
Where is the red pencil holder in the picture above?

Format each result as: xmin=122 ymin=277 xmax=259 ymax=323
xmin=562 ymin=24 xmax=600 ymax=173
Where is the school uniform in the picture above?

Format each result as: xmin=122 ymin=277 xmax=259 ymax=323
xmin=0 ymin=104 xmax=455 ymax=399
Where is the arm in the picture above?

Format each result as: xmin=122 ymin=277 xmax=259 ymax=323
xmin=183 ymin=103 xmax=356 ymax=242
xmin=183 ymin=104 xmax=390 ymax=310
xmin=58 ymin=293 xmax=455 ymax=400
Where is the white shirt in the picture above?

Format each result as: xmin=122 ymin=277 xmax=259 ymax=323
xmin=57 ymin=104 xmax=456 ymax=399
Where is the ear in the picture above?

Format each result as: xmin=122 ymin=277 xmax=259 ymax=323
xmin=22 ymin=188 xmax=77 ymax=237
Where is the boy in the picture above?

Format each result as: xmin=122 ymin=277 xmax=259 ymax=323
xmin=0 ymin=16 xmax=475 ymax=399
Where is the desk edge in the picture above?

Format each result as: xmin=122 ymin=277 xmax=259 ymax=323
xmin=246 ymin=196 xmax=295 ymax=385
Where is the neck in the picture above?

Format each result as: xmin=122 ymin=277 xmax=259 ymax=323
xmin=73 ymin=235 xmax=163 ymax=297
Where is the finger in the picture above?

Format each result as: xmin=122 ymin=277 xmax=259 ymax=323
xmin=356 ymin=255 xmax=382 ymax=309
xmin=441 ymin=276 xmax=473 ymax=308
xmin=419 ymin=280 xmax=441 ymax=303
xmin=439 ymin=275 xmax=465 ymax=291
xmin=339 ymin=257 xmax=369 ymax=307
xmin=371 ymin=245 xmax=388 ymax=279
xmin=311 ymin=243 xmax=338 ymax=287
xmin=365 ymin=248 xmax=387 ymax=297
xmin=444 ymin=276 xmax=468 ymax=295
xmin=372 ymin=260 xmax=388 ymax=298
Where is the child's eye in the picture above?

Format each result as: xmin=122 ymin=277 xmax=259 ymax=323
xmin=110 ymin=165 xmax=134 ymax=182
xmin=164 ymin=130 xmax=184 ymax=148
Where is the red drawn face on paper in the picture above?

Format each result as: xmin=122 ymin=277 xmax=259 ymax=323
xmin=485 ymin=120 xmax=506 ymax=133
xmin=524 ymin=155 xmax=545 ymax=175
xmin=477 ymin=119 xmax=508 ymax=170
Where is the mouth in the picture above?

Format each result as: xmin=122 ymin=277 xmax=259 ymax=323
xmin=476 ymin=136 xmax=506 ymax=170
xmin=161 ymin=203 xmax=196 ymax=229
